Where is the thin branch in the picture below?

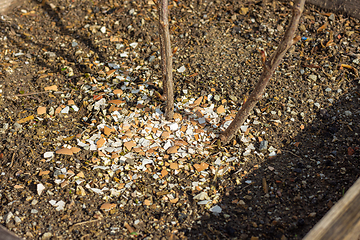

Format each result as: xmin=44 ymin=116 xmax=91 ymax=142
xmin=158 ymin=0 xmax=174 ymax=120
xmin=71 ymin=219 xmax=100 ymax=227
xmin=219 ymin=0 xmax=305 ymax=144
xmin=5 ymin=91 xmax=50 ymax=98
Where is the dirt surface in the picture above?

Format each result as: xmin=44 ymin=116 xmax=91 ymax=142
xmin=0 ymin=0 xmax=359 ymax=239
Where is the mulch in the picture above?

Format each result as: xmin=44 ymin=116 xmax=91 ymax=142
xmin=0 ymin=0 xmax=359 ymax=239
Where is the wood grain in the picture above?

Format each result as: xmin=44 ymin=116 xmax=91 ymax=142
xmin=0 ymin=225 xmax=23 ymax=240
xmin=307 ymin=0 xmax=360 ymax=19
xmin=303 ymin=177 xmax=360 ymax=240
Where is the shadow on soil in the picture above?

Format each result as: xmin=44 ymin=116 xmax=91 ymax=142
xmin=0 ymin=0 xmax=112 ymax=75
xmin=186 ymin=83 xmax=360 ymax=239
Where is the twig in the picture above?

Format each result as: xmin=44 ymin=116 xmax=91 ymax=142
xmin=234 ymin=168 xmax=243 ymax=175
xmin=94 ymin=38 xmax=110 ymax=43
xmin=282 ymin=149 xmax=301 ymax=158
xmin=70 ymin=219 xmax=100 ymax=229
xmin=282 ymin=149 xmax=316 ymax=161
xmin=8 ymin=153 xmax=15 ymax=168
xmin=219 ymin=0 xmax=305 ymax=144
xmin=179 ymin=172 xmax=196 ymax=182
xmin=5 ymin=91 xmax=50 ymax=98
xmin=158 ymin=0 xmax=174 ymax=120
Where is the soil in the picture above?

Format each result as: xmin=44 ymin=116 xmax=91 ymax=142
xmin=0 ymin=0 xmax=359 ymax=239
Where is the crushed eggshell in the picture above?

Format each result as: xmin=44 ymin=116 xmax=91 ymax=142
xmin=161 ymin=169 xmax=169 ymax=178
xmin=37 ymin=183 xmax=46 ymax=196
xmin=143 ymin=199 xmax=152 ymax=206
xmin=216 ymin=105 xmax=225 ymax=114
xmin=39 ymin=170 xmax=50 ymax=176
xmin=71 ymin=147 xmax=81 ymax=153
xmin=104 ymin=126 xmax=114 ymax=136
xmin=124 ymin=141 xmax=136 ymax=151
xmin=76 ymin=171 xmax=85 ymax=178
xmin=193 ymin=96 xmax=203 ymax=106
xmin=56 ymin=148 xmax=73 ymax=156
xmin=44 ymin=85 xmax=58 ymax=91
xmin=100 ymin=203 xmax=117 ymax=211
xmin=167 ymin=146 xmax=179 ymax=154
xmin=113 ymin=89 xmax=123 ymax=95
xmin=169 ymin=162 xmax=179 ymax=170
xmin=97 ymin=138 xmax=106 ymax=148
xmin=44 ymin=152 xmax=54 ymax=158
xmin=193 ymin=162 xmax=209 ymax=172
xmin=209 ymin=205 xmax=222 ymax=215
xmin=37 ymin=107 xmax=47 ymax=115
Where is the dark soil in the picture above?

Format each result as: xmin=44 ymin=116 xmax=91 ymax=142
xmin=0 ymin=0 xmax=359 ymax=239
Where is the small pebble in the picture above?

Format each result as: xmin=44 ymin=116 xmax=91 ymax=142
xmin=229 ymin=95 xmax=237 ymax=101
xmin=148 ymin=55 xmax=156 ymax=62
xmin=42 ymin=232 xmax=52 ymax=240
xmin=177 ymin=66 xmax=186 ymax=73
xmin=31 ymin=209 xmax=38 ymax=214
xmin=209 ymin=205 xmax=222 ymax=215
xmin=14 ymin=216 xmax=21 ymax=224
xmin=244 ymin=195 xmax=252 ymax=200
xmin=129 ymin=42 xmax=138 ymax=48
xmin=299 ymin=24 xmax=306 ymax=32
xmin=13 ymin=122 xmax=22 ymax=131
xmin=48 ymin=107 xmax=54 ymax=115
xmin=344 ymin=111 xmax=352 ymax=116
xmin=259 ymin=141 xmax=268 ymax=151
xmin=269 ymin=151 xmax=277 ymax=157
xmin=308 ymin=75 xmax=317 ymax=81
xmin=5 ymin=212 xmax=13 ymax=223
xmin=309 ymin=212 xmax=317 ymax=217
xmin=46 ymin=52 xmax=56 ymax=59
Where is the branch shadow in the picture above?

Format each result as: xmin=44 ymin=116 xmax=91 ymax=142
xmin=0 ymin=0 xmax=115 ymax=76
xmin=185 ymin=80 xmax=360 ymax=239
